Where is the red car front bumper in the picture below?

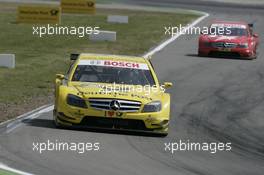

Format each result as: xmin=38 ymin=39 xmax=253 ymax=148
xmin=198 ymin=47 xmax=255 ymax=58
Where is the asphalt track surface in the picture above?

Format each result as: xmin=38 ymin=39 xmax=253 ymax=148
xmin=1 ymin=1 xmax=264 ymax=175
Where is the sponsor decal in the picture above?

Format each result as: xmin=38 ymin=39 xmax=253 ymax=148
xmin=107 ymin=111 xmax=115 ymax=117
xmin=61 ymin=0 xmax=96 ymax=14
xmin=17 ymin=5 xmax=61 ymax=24
xmin=78 ymin=60 xmax=149 ymax=70
xmin=105 ymin=111 xmax=123 ymax=118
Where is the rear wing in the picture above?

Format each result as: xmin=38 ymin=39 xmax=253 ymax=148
xmin=70 ymin=53 xmax=80 ymax=61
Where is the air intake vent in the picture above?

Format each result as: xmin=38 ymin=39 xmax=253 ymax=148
xmin=89 ymin=98 xmax=141 ymax=112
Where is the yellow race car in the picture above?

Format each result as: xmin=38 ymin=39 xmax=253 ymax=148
xmin=54 ymin=53 xmax=172 ymax=136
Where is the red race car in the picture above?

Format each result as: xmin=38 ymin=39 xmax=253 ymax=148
xmin=198 ymin=21 xmax=259 ymax=59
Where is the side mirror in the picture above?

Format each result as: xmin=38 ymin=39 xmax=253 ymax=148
xmin=163 ymin=82 xmax=173 ymax=89
xmin=248 ymin=23 xmax=254 ymax=28
xmin=70 ymin=53 xmax=79 ymax=61
xmin=253 ymin=33 xmax=258 ymax=38
xmin=56 ymin=74 xmax=65 ymax=80
xmin=146 ymin=55 xmax=152 ymax=60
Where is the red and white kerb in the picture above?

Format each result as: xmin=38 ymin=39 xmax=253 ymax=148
xmin=78 ymin=60 xmax=149 ymax=70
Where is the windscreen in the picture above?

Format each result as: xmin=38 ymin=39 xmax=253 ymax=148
xmin=210 ymin=24 xmax=248 ymax=36
xmin=72 ymin=60 xmax=155 ymax=86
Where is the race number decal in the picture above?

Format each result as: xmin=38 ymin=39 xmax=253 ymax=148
xmin=105 ymin=111 xmax=123 ymax=118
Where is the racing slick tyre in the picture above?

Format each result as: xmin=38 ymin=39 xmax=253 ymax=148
xmin=253 ymin=53 xmax=258 ymax=59
xmin=53 ymin=111 xmax=66 ymax=129
xmin=198 ymin=51 xmax=202 ymax=57
xmin=198 ymin=51 xmax=206 ymax=57
xmin=247 ymin=55 xmax=257 ymax=60
xmin=153 ymin=128 xmax=169 ymax=137
xmin=54 ymin=118 xmax=63 ymax=129
xmin=155 ymin=132 xmax=168 ymax=137
xmin=248 ymin=51 xmax=258 ymax=60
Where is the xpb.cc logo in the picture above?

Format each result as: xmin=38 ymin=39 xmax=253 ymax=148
xmin=50 ymin=9 xmax=59 ymax=16
xmin=87 ymin=2 xmax=94 ymax=7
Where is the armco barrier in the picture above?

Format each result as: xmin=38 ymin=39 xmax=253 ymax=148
xmin=0 ymin=54 xmax=15 ymax=68
xmin=107 ymin=15 xmax=128 ymax=24
xmin=89 ymin=31 xmax=116 ymax=42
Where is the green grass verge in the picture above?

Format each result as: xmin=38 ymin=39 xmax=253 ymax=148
xmin=0 ymin=169 xmax=19 ymax=175
xmin=0 ymin=3 xmax=199 ymax=120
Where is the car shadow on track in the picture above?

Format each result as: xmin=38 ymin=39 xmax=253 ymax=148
xmin=185 ymin=53 xmax=253 ymax=61
xmin=22 ymin=118 xmax=166 ymax=138
xmin=22 ymin=118 xmax=55 ymax=129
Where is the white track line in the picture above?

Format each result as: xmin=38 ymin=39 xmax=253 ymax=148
xmin=5 ymin=105 xmax=54 ymax=134
xmin=0 ymin=163 xmax=34 ymax=175
xmin=143 ymin=12 xmax=209 ymax=58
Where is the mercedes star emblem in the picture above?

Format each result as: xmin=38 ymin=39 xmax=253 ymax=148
xmin=110 ymin=100 xmax=121 ymax=111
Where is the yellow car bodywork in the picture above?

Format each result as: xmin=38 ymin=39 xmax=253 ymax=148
xmin=54 ymin=53 xmax=172 ymax=136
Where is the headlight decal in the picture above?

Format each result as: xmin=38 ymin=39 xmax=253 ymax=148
xmin=67 ymin=94 xmax=87 ymax=108
xmin=238 ymin=43 xmax=249 ymax=48
xmin=142 ymin=101 xmax=162 ymax=113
